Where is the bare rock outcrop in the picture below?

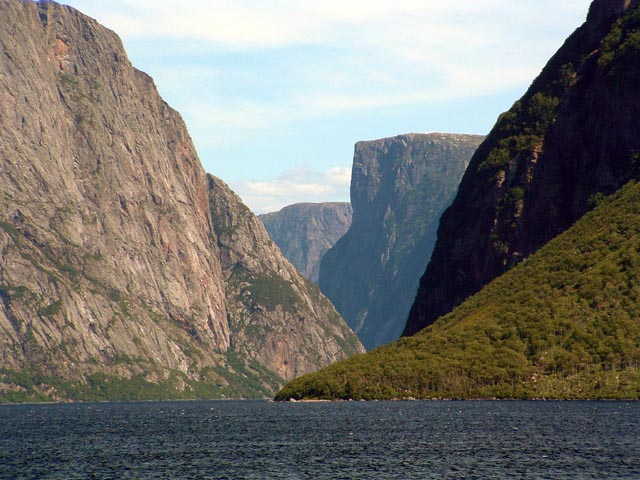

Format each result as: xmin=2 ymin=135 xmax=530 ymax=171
xmin=0 ymin=0 xmax=362 ymax=400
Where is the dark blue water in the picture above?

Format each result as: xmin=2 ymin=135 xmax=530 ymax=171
xmin=0 ymin=400 xmax=638 ymax=479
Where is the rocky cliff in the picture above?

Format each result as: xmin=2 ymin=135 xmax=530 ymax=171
xmin=0 ymin=0 xmax=362 ymax=402
xmin=404 ymin=0 xmax=640 ymax=336
xmin=319 ymin=133 xmax=483 ymax=349
xmin=209 ymin=180 xmax=362 ymax=381
xmin=260 ymin=203 xmax=352 ymax=283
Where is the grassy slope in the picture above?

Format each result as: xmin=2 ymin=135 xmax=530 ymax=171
xmin=276 ymin=182 xmax=640 ymax=400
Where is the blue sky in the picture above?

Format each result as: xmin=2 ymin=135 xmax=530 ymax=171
xmin=63 ymin=0 xmax=592 ymax=213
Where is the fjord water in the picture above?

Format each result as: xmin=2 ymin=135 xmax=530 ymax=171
xmin=0 ymin=401 xmax=637 ymax=479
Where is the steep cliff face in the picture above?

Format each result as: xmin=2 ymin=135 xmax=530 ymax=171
xmin=209 ymin=179 xmax=363 ymax=381
xmin=0 ymin=0 xmax=362 ymax=401
xmin=405 ymin=0 xmax=640 ymax=336
xmin=260 ymin=203 xmax=352 ymax=282
xmin=319 ymin=133 xmax=483 ymax=349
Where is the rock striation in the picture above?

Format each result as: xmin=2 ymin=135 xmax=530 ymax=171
xmin=0 ymin=0 xmax=362 ymax=402
xmin=260 ymin=203 xmax=352 ymax=283
xmin=319 ymin=133 xmax=483 ymax=349
xmin=404 ymin=0 xmax=640 ymax=336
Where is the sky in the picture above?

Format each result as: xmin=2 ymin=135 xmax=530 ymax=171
xmin=63 ymin=0 xmax=592 ymax=214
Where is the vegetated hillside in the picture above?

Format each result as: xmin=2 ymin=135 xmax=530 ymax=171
xmin=0 ymin=0 xmax=362 ymax=403
xmin=404 ymin=0 xmax=640 ymax=336
xmin=276 ymin=181 xmax=640 ymax=401
xmin=259 ymin=203 xmax=352 ymax=283
xmin=319 ymin=133 xmax=482 ymax=349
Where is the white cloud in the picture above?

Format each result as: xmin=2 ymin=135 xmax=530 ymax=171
xmin=69 ymin=0 xmax=588 ymax=124
xmin=325 ymin=167 xmax=351 ymax=187
xmin=66 ymin=0 xmax=591 ymax=138
xmin=69 ymin=1 xmax=589 ymax=85
xmin=232 ymin=165 xmax=352 ymax=214
xmin=64 ymin=0 xmax=592 ymax=208
xmin=76 ymin=1 xmax=587 ymax=51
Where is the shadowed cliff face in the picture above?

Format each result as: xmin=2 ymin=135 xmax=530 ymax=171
xmin=319 ymin=133 xmax=483 ymax=350
xmin=260 ymin=203 xmax=352 ymax=283
xmin=0 ymin=0 xmax=362 ymax=401
xmin=404 ymin=0 xmax=640 ymax=336
xmin=589 ymin=0 xmax=637 ymax=22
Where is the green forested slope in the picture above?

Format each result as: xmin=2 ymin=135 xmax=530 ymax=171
xmin=276 ymin=182 xmax=640 ymax=400
xmin=404 ymin=0 xmax=640 ymax=336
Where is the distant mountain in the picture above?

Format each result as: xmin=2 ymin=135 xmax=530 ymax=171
xmin=404 ymin=0 xmax=640 ymax=336
xmin=276 ymin=0 xmax=640 ymax=401
xmin=0 ymin=0 xmax=362 ymax=402
xmin=260 ymin=203 xmax=352 ymax=283
xmin=277 ymin=181 xmax=640 ymax=400
xmin=319 ymin=133 xmax=483 ymax=349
